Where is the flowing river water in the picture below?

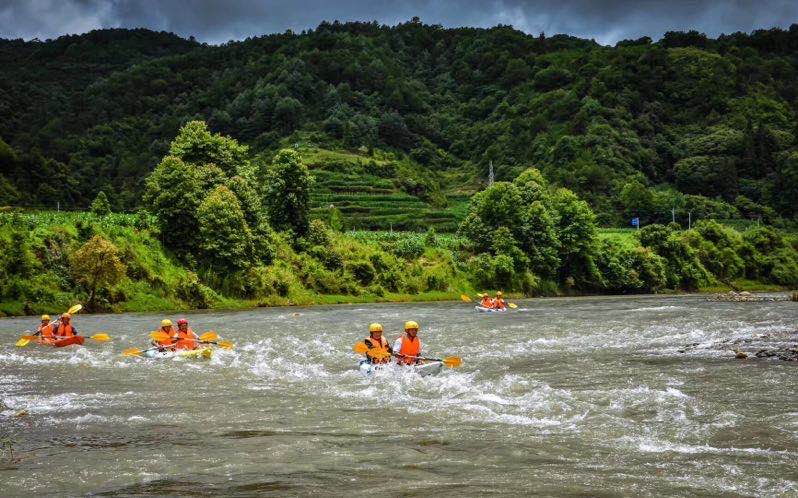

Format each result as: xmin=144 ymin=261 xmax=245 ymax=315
xmin=1 ymin=295 xmax=797 ymax=496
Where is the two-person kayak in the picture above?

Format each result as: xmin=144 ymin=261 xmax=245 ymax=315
xmin=474 ymin=305 xmax=507 ymax=313
xmin=142 ymin=347 xmax=213 ymax=360
xmin=358 ymin=360 xmax=443 ymax=377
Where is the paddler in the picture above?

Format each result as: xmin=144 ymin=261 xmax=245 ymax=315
xmin=174 ymin=318 xmax=199 ymax=351
xmin=34 ymin=314 xmax=55 ymax=344
xmin=479 ymin=293 xmax=494 ymax=308
xmin=393 ymin=321 xmax=422 ymax=365
xmin=152 ymin=319 xmax=177 ymax=351
xmin=492 ymin=291 xmax=507 ymax=311
xmin=364 ymin=323 xmax=392 ymax=364
xmin=52 ymin=313 xmax=78 ymax=338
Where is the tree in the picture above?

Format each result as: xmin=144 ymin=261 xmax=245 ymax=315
xmin=69 ymin=235 xmax=126 ymax=308
xmin=263 ymin=149 xmax=313 ymax=235
xmin=196 ymin=186 xmax=254 ymax=272
xmin=90 ymin=191 xmax=112 ymax=215
xmin=169 ymin=121 xmax=250 ymax=177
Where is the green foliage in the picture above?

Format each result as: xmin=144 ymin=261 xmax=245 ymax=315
xmin=90 ymin=191 xmax=112 ymax=216
xmin=169 ymin=121 xmax=250 ymax=177
xmin=264 ymin=149 xmax=313 ymax=234
xmin=196 ymin=186 xmax=254 ymax=272
xmin=69 ymin=235 xmax=126 ymax=308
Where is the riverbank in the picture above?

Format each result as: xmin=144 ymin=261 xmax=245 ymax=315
xmin=1 ymin=210 xmax=796 ymax=318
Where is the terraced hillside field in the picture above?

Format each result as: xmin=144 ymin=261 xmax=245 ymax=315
xmin=299 ymin=148 xmax=471 ymax=232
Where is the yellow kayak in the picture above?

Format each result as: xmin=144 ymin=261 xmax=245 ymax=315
xmin=143 ymin=347 xmax=213 ymax=360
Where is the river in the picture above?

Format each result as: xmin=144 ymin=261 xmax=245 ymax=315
xmin=1 ymin=295 xmax=797 ymax=496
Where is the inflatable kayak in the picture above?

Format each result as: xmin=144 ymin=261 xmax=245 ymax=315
xmin=358 ymin=360 xmax=443 ymax=377
xmin=38 ymin=336 xmax=85 ymax=347
xmin=143 ymin=347 xmax=213 ymax=360
xmin=474 ymin=305 xmax=507 ymax=313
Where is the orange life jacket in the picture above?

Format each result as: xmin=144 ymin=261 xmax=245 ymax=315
xmin=365 ymin=336 xmax=391 ymax=364
xmin=480 ymin=297 xmax=494 ymax=308
xmin=54 ymin=323 xmax=75 ymax=337
xmin=39 ymin=323 xmax=54 ymax=338
xmin=397 ymin=335 xmax=421 ymax=365
xmin=175 ymin=328 xmax=197 ymax=350
xmin=156 ymin=327 xmax=177 ymax=348
xmin=492 ymin=298 xmax=506 ymax=310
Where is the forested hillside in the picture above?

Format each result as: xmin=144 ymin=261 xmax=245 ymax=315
xmin=2 ymin=21 xmax=798 ymax=226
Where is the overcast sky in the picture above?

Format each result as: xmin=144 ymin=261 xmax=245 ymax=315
xmin=1 ymin=0 xmax=796 ymax=46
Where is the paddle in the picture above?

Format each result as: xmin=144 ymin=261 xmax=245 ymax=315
xmin=460 ymin=294 xmax=472 ymax=303
xmin=19 ymin=333 xmax=111 ymax=342
xmin=15 ymin=304 xmax=84 ymax=347
xmin=353 ymin=341 xmax=462 ymax=368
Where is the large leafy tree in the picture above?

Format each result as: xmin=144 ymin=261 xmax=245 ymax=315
xmin=263 ymin=149 xmax=313 ymax=235
xmin=196 ymin=186 xmax=254 ymax=272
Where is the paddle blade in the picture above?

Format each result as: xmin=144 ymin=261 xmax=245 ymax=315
xmin=121 ymin=348 xmax=142 ymax=357
xmin=20 ymin=335 xmax=38 ymax=341
xmin=149 ymin=331 xmax=171 ymax=342
xmin=216 ymin=340 xmax=234 ymax=350
xmin=442 ymin=356 xmax=462 ymax=368
xmin=508 ymin=303 xmax=518 ymax=309
xmin=198 ymin=331 xmax=218 ymax=342
xmin=15 ymin=338 xmax=30 ymax=347
xmin=67 ymin=304 xmax=82 ymax=315
xmin=90 ymin=333 xmax=111 ymax=342
xmin=353 ymin=342 xmax=369 ymax=354
xmin=459 ymin=294 xmax=472 ymax=303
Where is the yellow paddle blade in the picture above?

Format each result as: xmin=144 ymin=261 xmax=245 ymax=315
xmin=90 ymin=333 xmax=111 ymax=342
xmin=198 ymin=331 xmax=218 ymax=342
xmin=508 ymin=303 xmax=518 ymax=309
xmin=215 ymin=340 xmax=234 ymax=349
xmin=15 ymin=338 xmax=31 ymax=347
xmin=442 ymin=356 xmax=462 ymax=368
xmin=121 ymin=347 xmax=142 ymax=357
xmin=67 ymin=304 xmax=82 ymax=315
xmin=353 ymin=342 xmax=369 ymax=354
xmin=150 ymin=331 xmax=171 ymax=342
xmin=460 ymin=294 xmax=472 ymax=302
xmin=20 ymin=335 xmax=38 ymax=341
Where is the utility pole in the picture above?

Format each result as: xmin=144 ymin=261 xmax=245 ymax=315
xmin=57 ymin=201 xmax=60 ymax=212
xmin=688 ymin=211 xmax=692 ymax=229
xmin=488 ymin=161 xmax=494 ymax=186
xmin=671 ymin=208 xmax=675 ymax=224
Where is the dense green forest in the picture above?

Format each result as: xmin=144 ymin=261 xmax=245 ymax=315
xmin=2 ymin=22 xmax=798 ymax=228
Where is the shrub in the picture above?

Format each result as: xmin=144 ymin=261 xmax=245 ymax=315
xmin=90 ymin=191 xmax=112 ymax=216
xmin=175 ymin=272 xmax=218 ymax=308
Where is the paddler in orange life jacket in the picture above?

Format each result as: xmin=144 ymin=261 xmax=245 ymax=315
xmin=364 ymin=323 xmax=392 ymax=364
xmin=35 ymin=314 xmax=55 ymax=344
xmin=393 ymin=321 xmax=422 ymax=365
xmin=152 ymin=319 xmax=178 ymax=351
xmin=52 ymin=313 xmax=78 ymax=338
xmin=479 ymin=293 xmax=494 ymax=308
xmin=174 ymin=318 xmax=199 ymax=351
xmin=492 ymin=291 xmax=507 ymax=311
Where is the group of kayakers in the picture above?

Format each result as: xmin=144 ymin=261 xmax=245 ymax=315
xmin=151 ymin=318 xmax=200 ymax=351
xmin=363 ymin=320 xmax=423 ymax=365
xmin=479 ymin=291 xmax=507 ymax=311
xmin=34 ymin=313 xmax=78 ymax=344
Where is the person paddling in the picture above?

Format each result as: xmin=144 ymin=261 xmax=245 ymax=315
xmin=479 ymin=293 xmax=494 ymax=308
xmin=492 ymin=291 xmax=507 ymax=311
xmin=152 ymin=319 xmax=178 ymax=351
xmin=174 ymin=318 xmax=199 ymax=351
xmin=52 ymin=313 xmax=78 ymax=338
xmin=364 ymin=323 xmax=392 ymax=364
xmin=393 ymin=321 xmax=422 ymax=365
xmin=34 ymin=314 xmax=55 ymax=344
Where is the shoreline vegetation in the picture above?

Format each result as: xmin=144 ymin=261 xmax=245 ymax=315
xmin=1 ymin=121 xmax=797 ymax=318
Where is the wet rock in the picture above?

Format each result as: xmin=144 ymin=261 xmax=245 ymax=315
xmin=14 ymin=410 xmax=27 ymax=418
xmin=705 ymin=291 xmax=789 ymax=302
xmin=733 ymin=350 xmax=748 ymax=359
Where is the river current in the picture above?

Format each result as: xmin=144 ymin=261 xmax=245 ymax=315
xmin=1 ymin=295 xmax=797 ymax=496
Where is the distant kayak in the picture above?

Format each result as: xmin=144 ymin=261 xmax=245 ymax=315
xmin=143 ymin=347 xmax=213 ymax=360
xmin=474 ymin=305 xmax=507 ymax=313
xmin=358 ymin=360 xmax=443 ymax=377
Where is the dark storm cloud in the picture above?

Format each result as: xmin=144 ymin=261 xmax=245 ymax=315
xmin=1 ymin=0 xmax=796 ymax=45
